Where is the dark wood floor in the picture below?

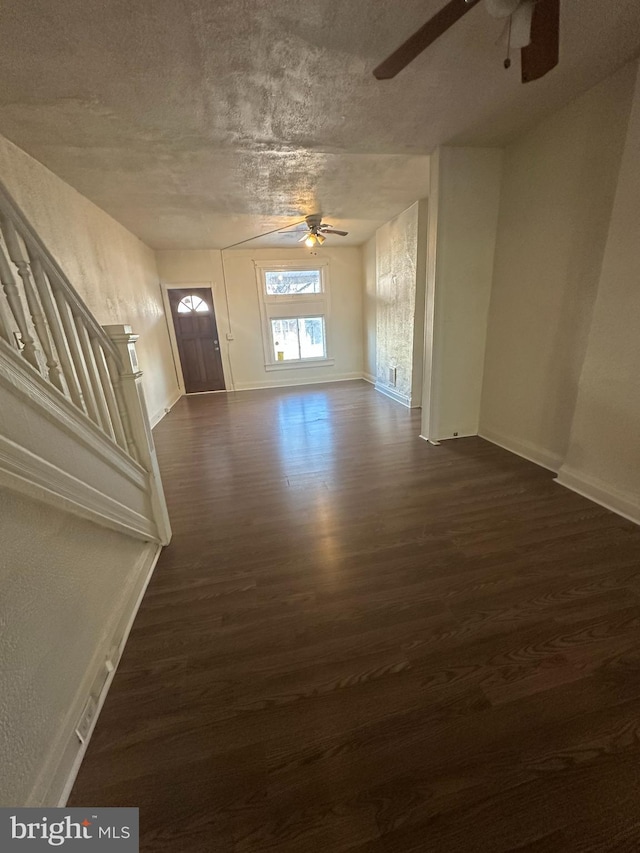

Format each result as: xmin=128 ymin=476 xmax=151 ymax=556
xmin=70 ymin=381 xmax=640 ymax=851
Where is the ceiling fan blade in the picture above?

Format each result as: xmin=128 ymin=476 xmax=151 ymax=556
xmin=521 ymin=0 xmax=559 ymax=83
xmin=373 ymin=0 xmax=483 ymax=80
xmin=322 ymin=229 xmax=349 ymax=237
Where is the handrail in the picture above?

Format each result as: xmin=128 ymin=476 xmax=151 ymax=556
xmin=0 ymin=180 xmax=121 ymax=363
xmin=0 ymin=179 xmax=137 ymax=461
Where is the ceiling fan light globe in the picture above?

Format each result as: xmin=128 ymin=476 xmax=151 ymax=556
xmin=305 ymin=235 xmax=316 ymax=247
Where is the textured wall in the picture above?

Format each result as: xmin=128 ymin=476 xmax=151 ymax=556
xmin=375 ymin=203 xmax=420 ymax=403
xmin=362 ymin=236 xmax=377 ymax=382
xmin=480 ymin=64 xmax=636 ymax=466
xmin=156 ymin=246 xmax=364 ymax=390
xmin=0 ymin=488 xmax=149 ymax=805
xmin=559 ymin=61 xmax=640 ymax=520
xmin=0 ymin=134 xmax=179 ymax=423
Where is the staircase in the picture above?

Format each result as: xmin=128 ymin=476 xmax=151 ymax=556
xmin=0 ymin=178 xmax=171 ymax=807
xmin=0 ymin=178 xmax=171 ymax=546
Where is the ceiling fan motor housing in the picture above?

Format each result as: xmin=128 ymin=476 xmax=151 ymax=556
xmin=485 ymin=0 xmax=523 ymax=18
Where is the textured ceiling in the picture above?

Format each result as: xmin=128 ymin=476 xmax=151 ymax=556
xmin=0 ymin=0 xmax=639 ymax=249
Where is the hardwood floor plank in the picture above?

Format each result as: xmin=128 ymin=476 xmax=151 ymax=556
xmin=69 ymin=381 xmax=640 ymax=851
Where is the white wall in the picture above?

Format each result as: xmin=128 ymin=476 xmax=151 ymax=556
xmin=0 ymin=134 xmax=179 ymax=424
xmin=374 ymin=201 xmax=427 ymax=406
xmin=558 ymin=61 xmax=640 ymax=524
xmin=480 ymin=63 xmax=636 ymax=469
xmin=423 ymin=147 xmax=503 ymax=441
xmin=0 ymin=488 xmax=155 ymax=805
xmin=156 ymin=246 xmax=364 ymax=391
xmin=362 ymin=235 xmax=377 ymax=383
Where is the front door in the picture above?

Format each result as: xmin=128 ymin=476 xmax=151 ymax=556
xmin=168 ymin=288 xmax=225 ymax=393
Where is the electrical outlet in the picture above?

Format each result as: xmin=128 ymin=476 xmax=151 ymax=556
xmin=453 ymin=431 xmax=458 ymax=437
xmin=226 ymin=332 xmax=234 ymax=341
xmin=75 ymin=696 xmax=98 ymax=744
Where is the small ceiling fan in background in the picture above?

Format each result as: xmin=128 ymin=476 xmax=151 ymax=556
xmin=223 ymin=213 xmax=349 ymax=251
xmin=286 ymin=214 xmax=349 ymax=247
xmin=373 ymin=0 xmax=560 ymax=83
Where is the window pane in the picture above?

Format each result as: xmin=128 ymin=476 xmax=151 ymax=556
xmin=271 ymin=317 xmax=325 ymax=362
xmin=271 ymin=318 xmax=301 ymax=361
xmin=177 ymin=294 xmax=209 ymax=313
xmin=265 ymin=269 xmax=321 ymax=295
xmin=299 ymin=317 xmax=325 ymax=359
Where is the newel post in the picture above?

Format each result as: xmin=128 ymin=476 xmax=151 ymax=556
xmin=103 ymin=324 xmax=172 ymax=545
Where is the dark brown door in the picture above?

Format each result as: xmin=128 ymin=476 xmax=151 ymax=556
xmin=168 ymin=288 xmax=225 ymax=393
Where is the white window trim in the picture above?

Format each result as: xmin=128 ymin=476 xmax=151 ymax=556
xmin=254 ymin=260 xmax=332 ymax=370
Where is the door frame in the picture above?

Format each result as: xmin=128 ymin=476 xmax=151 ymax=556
xmin=160 ymin=281 xmax=232 ymax=393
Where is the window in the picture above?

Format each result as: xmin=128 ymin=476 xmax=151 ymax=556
xmin=264 ymin=269 xmax=321 ymax=296
xmin=177 ymin=294 xmax=209 ymax=313
xmin=271 ymin=317 xmax=326 ymax=361
xmin=255 ymin=262 xmax=332 ymax=370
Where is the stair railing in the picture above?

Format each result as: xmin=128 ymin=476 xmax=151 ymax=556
xmin=0 ymin=179 xmax=171 ymax=544
xmin=0 ymin=180 xmax=140 ymax=460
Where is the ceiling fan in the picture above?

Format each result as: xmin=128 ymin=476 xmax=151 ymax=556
xmin=373 ymin=0 xmax=560 ymax=83
xmin=293 ymin=214 xmax=349 ymax=247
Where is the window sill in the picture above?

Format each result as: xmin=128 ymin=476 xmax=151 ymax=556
xmin=264 ymin=358 xmax=335 ymax=372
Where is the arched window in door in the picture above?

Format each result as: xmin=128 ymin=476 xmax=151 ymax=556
xmin=177 ymin=294 xmax=209 ymax=314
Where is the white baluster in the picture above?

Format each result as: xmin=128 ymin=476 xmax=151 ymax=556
xmin=50 ymin=282 xmax=98 ymax=421
xmin=0 ymin=287 xmax=12 ymax=345
xmin=29 ymin=254 xmax=82 ymax=403
xmin=1 ymin=218 xmax=64 ymax=392
xmin=0 ymin=231 xmax=40 ymax=370
xmin=72 ymin=310 xmax=112 ymax=436
xmin=90 ymin=334 xmax=128 ymax=451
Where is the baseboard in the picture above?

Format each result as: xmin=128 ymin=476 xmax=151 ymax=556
xmin=362 ymin=373 xmax=376 ymax=386
xmin=429 ymin=428 xmax=478 ymax=441
xmin=234 ymin=373 xmax=363 ymax=391
xmin=556 ymin=466 xmax=640 ymax=527
xmin=29 ymin=542 xmax=163 ymax=807
xmin=149 ymin=387 xmax=182 ymax=429
xmin=479 ymin=427 xmax=562 ymax=473
xmin=419 ymin=435 xmax=441 ymax=446
xmin=374 ymin=382 xmax=411 ymax=408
